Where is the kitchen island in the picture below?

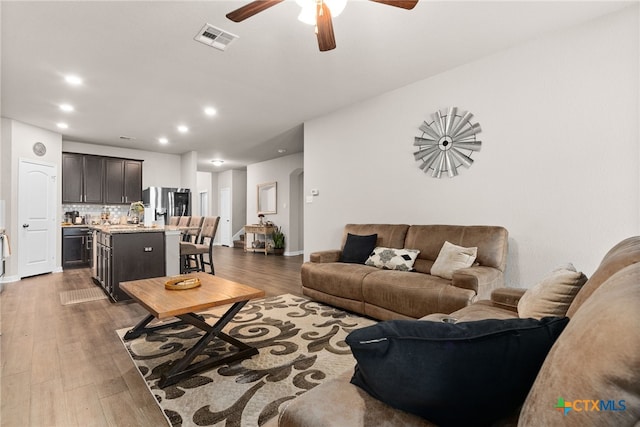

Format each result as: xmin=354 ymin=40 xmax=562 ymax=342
xmin=91 ymin=225 xmax=181 ymax=301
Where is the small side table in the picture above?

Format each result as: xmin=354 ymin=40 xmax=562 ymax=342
xmin=244 ymin=224 xmax=275 ymax=255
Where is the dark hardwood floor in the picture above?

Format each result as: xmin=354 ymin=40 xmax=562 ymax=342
xmin=0 ymin=247 xmax=304 ymax=426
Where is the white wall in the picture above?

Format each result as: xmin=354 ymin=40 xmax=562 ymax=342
xmin=304 ymin=6 xmax=639 ymax=287
xmin=218 ymin=169 xmax=247 ymax=239
xmin=1 ymin=119 xmax=63 ymax=280
xmin=180 ymin=151 xmax=198 ymax=215
xmin=62 ymin=140 xmax=182 ymax=189
xmin=246 ymin=152 xmax=304 ymax=255
xmin=197 ymin=171 xmax=213 ymax=216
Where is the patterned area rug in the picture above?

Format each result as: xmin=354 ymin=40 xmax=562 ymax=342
xmin=116 ymin=294 xmax=376 ymax=427
xmin=59 ymin=287 xmax=108 ymax=305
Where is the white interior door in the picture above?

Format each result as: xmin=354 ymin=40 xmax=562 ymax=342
xmin=19 ymin=159 xmax=57 ymax=278
xmin=200 ymin=191 xmax=209 ymax=216
xmin=219 ymin=187 xmax=231 ymax=247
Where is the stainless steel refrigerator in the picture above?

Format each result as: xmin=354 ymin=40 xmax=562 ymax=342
xmin=142 ymin=187 xmax=191 ymax=224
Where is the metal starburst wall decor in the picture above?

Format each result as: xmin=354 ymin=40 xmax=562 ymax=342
xmin=413 ymin=107 xmax=482 ymax=178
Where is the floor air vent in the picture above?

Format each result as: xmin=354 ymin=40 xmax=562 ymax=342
xmin=194 ymin=24 xmax=239 ymax=51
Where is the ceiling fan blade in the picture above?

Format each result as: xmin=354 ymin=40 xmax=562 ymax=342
xmin=226 ymin=0 xmax=284 ymax=22
xmin=316 ymin=2 xmax=336 ymax=52
xmin=369 ymin=0 xmax=419 ymax=10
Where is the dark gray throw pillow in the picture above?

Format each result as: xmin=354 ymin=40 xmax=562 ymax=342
xmin=340 ymin=233 xmax=378 ymax=264
xmin=346 ymin=317 xmax=569 ymax=427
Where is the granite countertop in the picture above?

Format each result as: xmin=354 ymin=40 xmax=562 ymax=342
xmin=89 ymin=224 xmax=183 ymax=234
xmin=61 ymin=223 xmax=184 ymax=234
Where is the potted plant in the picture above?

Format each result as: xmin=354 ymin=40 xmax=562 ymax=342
xmin=272 ymin=226 xmax=285 ymax=255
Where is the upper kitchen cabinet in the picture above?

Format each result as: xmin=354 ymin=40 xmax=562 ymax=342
xmin=62 ymin=153 xmax=104 ymax=203
xmin=63 ymin=153 xmax=143 ymax=204
xmin=104 ymin=158 xmax=143 ymax=204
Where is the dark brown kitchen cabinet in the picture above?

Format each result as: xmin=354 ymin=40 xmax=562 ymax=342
xmin=104 ymin=158 xmax=143 ymax=204
xmin=62 ymin=153 xmax=104 ymax=204
xmin=94 ymin=230 xmax=165 ymax=301
xmin=62 ymin=153 xmax=141 ymax=204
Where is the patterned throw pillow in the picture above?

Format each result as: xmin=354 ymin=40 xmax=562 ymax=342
xmin=365 ymin=247 xmax=420 ymax=271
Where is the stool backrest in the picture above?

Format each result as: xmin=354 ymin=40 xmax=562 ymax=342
xmin=187 ymin=216 xmax=204 ymax=238
xmin=201 ymin=216 xmax=220 ymax=241
xmin=168 ymin=216 xmax=180 ymax=226
xmin=178 ymin=216 xmax=190 ymax=227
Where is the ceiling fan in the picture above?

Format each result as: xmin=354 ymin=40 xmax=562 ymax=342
xmin=226 ymin=0 xmax=419 ymax=52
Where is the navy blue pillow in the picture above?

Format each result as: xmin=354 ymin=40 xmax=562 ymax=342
xmin=340 ymin=233 xmax=378 ymax=264
xmin=346 ymin=317 xmax=569 ymax=427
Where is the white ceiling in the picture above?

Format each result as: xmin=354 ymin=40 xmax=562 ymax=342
xmin=1 ymin=1 xmax=632 ymax=172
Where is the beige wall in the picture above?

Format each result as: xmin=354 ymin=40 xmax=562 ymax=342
xmin=1 ymin=119 xmax=63 ymax=280
xmin=303 ymin=6 xmax=639 ymax=287
xmin=246 ymin=152 xmax=304 ymax=255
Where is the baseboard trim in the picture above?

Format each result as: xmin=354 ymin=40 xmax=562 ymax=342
xmin=284 ymin=250 xmax=303 ymax=257
xmin=0 ymin=274 xmax=20 ymax=284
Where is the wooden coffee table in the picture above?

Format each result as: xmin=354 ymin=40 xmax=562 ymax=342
xmin=121 ymin=272 xmax=265 ymax=387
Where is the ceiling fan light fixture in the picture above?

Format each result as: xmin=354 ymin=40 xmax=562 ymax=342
xmin=64 ymin=75 xmax=83 ymax=86
xmin=297 ymin=0 xmax=347 ymax=25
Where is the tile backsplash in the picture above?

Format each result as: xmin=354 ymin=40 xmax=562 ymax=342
xmin=62 ymin=204 xmax=131 ymax=224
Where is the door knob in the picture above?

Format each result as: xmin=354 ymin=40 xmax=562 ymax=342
xmin=23 ymin=223 xmax=30 ymax=228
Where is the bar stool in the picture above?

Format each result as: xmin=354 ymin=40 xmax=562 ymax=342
xmin=179 ymin=216 xmax=220 ymax=274
xmin=181 ymin=216 xmax=204 ymax=272
xmin=168 ymin=216 xmax=180 ymax=226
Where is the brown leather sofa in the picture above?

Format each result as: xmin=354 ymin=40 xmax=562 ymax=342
xmin=270 ymin=236 xmax=640 ymax=426
xmin=301 ymin=224 xmax=509 ymax=320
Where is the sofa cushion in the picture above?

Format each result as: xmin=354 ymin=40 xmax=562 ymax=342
xmin=404 ymin=225 xmax=508 ymax=274
xmin=430 ymin=241 xmax=477 ymax=279
xmin=301 ymin=262 xmax=375 ymax=301
xmin=342 ymin=224 xmax=410 ymax=250
xmin=567 ymin=236 xmax=640 ymax=317
xmin=519 ymin=263 xmax=640 ymax=426
xmin=362 ymin=271 xmax=475 ymax=319
xmin=365 ymin=247 xmax=420 ymax=271
xmin=517 ymin=263 xmax=587 ymax=319
xmin=421 ymin=299 xmax=519 ymax=322
xmin=346 ymin=317 xmax=569 ymax=426
xmin=276 ymin=372 xmax=435 ymax=427
xmin=340 ymin=233 xmax=378 ymax=264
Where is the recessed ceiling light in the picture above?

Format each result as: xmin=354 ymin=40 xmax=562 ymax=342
xmin=59 ymin=103 xmax=74 ymax=112
xmin=177 ymin=125 xmax=189 ymax=133
xmin=64 ymin=75 xmax=83 ymax=86
xmin=210 ymin=159 xmax=224 ymax=167
xmin=57 ymin=122 xmax=69 ymax=129
xmin=158 ymin=137 xmax=169 ymax=144
xmin=204 ymin=107 xmax=217 ymax=116
xmin=278 ymin=148 xmax=287 ymax=154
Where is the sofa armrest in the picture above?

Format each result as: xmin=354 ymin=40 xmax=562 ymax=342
xmin=490 ymin=288 xmax=526 ymax=311
xmin=451 ymin=266 xmax=504 ymax=299
xmin=309 ymin=250 xmax=342 ymax=263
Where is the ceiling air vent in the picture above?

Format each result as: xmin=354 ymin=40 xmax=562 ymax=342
xmin=194 ymin=24 xmax=239 ymax=51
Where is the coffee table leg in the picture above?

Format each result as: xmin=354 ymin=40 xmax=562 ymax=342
xmin=123 ymin=313 xmax=205 ymax=340
xmin=158 ymin=300 xmax=257 ymax=388
xmin=123 ymin=314 xmax=155 ymax=340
